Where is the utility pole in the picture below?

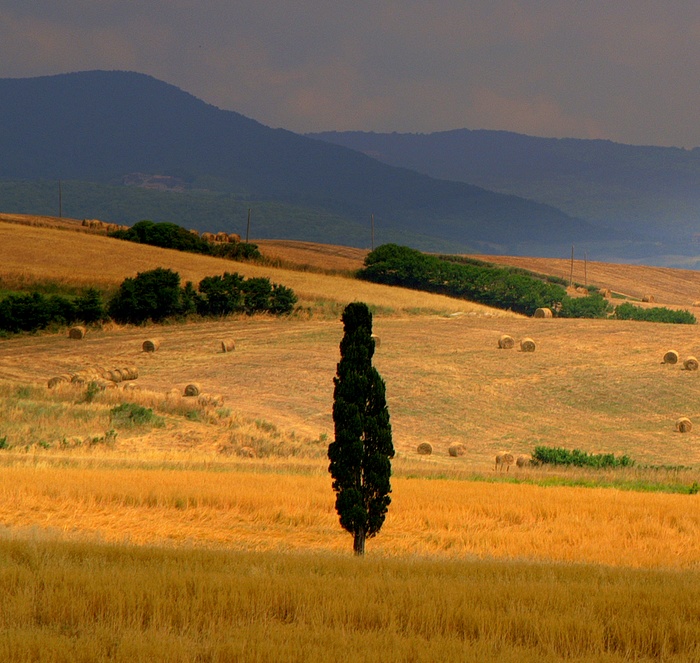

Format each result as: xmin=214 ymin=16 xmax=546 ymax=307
xmin=569 ymin=245 xmax=574 ymax=286
xmin=371 ymin=213 xmax=375 ymax=251
xmin=58 ymin=180 xmax=62 ymax=218
xmin=246 ymin=208 xmax=251 ymax=243
xmin=584 ymin=251 xmax=588 ymax=288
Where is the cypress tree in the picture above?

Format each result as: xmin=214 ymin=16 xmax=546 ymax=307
xmin=329 ymin=302 xmax=394 ymax=556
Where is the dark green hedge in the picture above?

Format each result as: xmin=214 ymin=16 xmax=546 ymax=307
xmin=359 ymin=244 xmax=566 ymax=315
xmin=532 ymin=446 xmax=635 ymax=468
xmin=613 ymin=302 xmax=696 ymax=324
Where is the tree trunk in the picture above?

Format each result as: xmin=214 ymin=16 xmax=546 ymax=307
xmin=353 ymin=528 xmax=366 ymax=556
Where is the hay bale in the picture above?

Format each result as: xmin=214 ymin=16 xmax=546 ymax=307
xmin=68 ymin=326 xmax=86 ymax=340
xmin=533 ymin=308 xmax=553 ymax=318
xmin=371 ymin=334 xmax=381 ymax=348
xmin=676 ymin=417 xmax=693 ymax=433
xmin=122 ymin=382 xmax=141 ymax=392
xmin=693 ymin=301 xmax=700 ymax=307
xmin=184 ymin=383 xmax=201 ymax=397
xmin=201 ymin=232 xmax=215 ymax=242
xmin=142 ymin=339 xmax=160 ymax=352
xmin=416 ymin=442 xmax=433 ymax=455
xmin=516 ymin=455 xmax=531 ymax=468
xmin=110 ymin=369 xmax=125 ymax=383
xmin=642 ymin=294 xmax=655 ymax=303
xmin=122 ymin=366 xmax=139 ymax=380
xmin=498 ymin=334 xmax=515 ymax=349
xmin=520 ymin=337 xmax=536 ymax=352
xmin=215 ymin=231 xmax=229 ymax=243
xmin=575 ymin=287 xmax=589 ymax=295
xmin=663 ymin=350 xmax=679 ymax=365
xmin=228 ymin=233 xmax=241 ymax=243
xmin=684 ymin=356 xmax=699 ymax=371
xmin=600 ymin=288 xmax=612 ymax=298
xmin=495 ymin=452 xmax=514 ymax=471
xmin=221 ymin=339 xmax=236 ymax=353
xmin=47 ymin=375 xmax=72 ymax=389
xmin=448 ymin=443 xmax=466 ymax=457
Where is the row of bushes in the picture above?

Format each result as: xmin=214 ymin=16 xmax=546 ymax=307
xmin=532 ymin=445 xmax=635 ymax=468
xmin=359 ymin=244 xmax=567 ymax=315
xmin=0 ymin=268 xmax=297 ymax=333
xmin=108 ymin=268 xmax=297 ymax=324
xmin=0 ymin=289 xmax=104 ymax=333
xmin=109 ymin=220 xmax=261 ymax=261
xmin=613 ymin=302 xmax=696 ymax=324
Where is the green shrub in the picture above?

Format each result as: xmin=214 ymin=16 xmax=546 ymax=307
xmin=108 ymin=268 xmax=187 ymax=324
xmin=557 ymin=294 xmax=612 ymax=319
xmin=109 ymin=403 xmax=162 ymax=428
xmin=613 ymin=303 xmax=696 ymax=324
xmin=532 ymin=445 xmax=635 ymax=469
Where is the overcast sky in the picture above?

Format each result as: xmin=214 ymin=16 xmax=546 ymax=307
xmin=2 ymin=2 xmax=700 ymax=147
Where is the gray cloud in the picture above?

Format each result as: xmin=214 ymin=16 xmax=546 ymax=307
xmin=1 ymin=1 xmax=700 ymax=146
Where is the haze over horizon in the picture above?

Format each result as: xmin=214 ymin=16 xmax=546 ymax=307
xmin=1 ymin=2 xmax=699 ymax=149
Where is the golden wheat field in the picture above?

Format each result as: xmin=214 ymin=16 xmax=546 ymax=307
xmin=2 ymin=215 xmax=700 ymax=661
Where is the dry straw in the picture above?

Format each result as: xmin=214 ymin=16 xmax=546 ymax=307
xmin=142 ymin=339 xmax=160 ymax=352
xmin=68 ymin=326 xmax=86 ymax=339
xmin=534 ymin=308 xmax=552 ymax=318
xmin=520 ymin=337 xmax=536 ymax=352
xmin=516 ymin=455 xmax=530 ymax=468
xmin=198 ymin=393 xmax=224 ymax=407
xmin=184 ymin=383 xmax=202 ymax=397
xmin=498 ymin=334 xmax=515 ymax=349
xmin=416 ymin=442 xmax=433 ymax=455
xmin=663 ymin=350 xmax=679 ymax=365
xmin=448 ymin=443 xmax=466 ymax=457
xmin=47 ymin=374 xmax=72 ymax=389
xmin=676 ymin=417 xmax=693 ymax=433
xmin=220 ymin=339 xmax=236 ymax=353
xmin=684 ymin=356 xmax=699 ymax=371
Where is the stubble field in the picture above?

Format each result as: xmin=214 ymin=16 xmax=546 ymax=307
xmin=2 ymin=216 xmax=700 ymax=661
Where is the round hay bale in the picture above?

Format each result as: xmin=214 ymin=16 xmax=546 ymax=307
xmin=47 ymin=375 xmax=71 ymax=389
xmin=371 ymin=334 xmax=381 ymax=348
xmin=676 ymin=417 xmax=693 ymax=433
xmin=228 ymin=233 xmax=241 ymax=243
xmin=220 ymin=339 xmax=236 ymax=353
xmin=533 ymin=308 xmax=552 ymax=318
xmin=575 ymin=287 xmax=588 ymax=295
xmin=498 ymin=334 xmax=515 ymax=349
xmin=520 ymin=337 xmax=536 ymax=352
xmin=184 ymin=383 xmax=201 ymax=397
xmin=448 ymin=443 xmax=466 ymax=457
xmin=495 ymin=452 xmax=514 ymax=471
xmin=516 ymin=455 xmax=531 ymax=468
xmin=110 ymin=369 xmax=125 ymax=383
xmin=663 ymin=350 xmax=679 ymax=365
xmin=122 ymin=382 xmax=141 ymax=392
xmin=642 ymin=294 xmax=655 ymax=303
xmin=600 ymin=288 xmax=612 ymax=298
xmin=416 ymin=442 xmax=433 ymax=455
xmin=693 ymin=301 xmax=700 ymax=307
xmin=68 ymin=326 xmax=86 ymax=340
xmin=684 ymin=356 xmax=699 ymax=371
xmin=122 ymin=366 xmax=139 ymax=380
xmin=142 ymin=339 xmax=160 ymax=352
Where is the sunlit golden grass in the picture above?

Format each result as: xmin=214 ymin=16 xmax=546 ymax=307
xmin=0 ymin=463 xmax=699 ymax=568
xmin=1 ymin=538 xmax=699 ymax=663
xmin=0 ymin=222 xmax=509 ymax=317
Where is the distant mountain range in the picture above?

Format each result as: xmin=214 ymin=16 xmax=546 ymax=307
xmin=309 ymin=129 xmax=700 ymax=265
xmin=0 ymin=70 xmax=614 ymax=258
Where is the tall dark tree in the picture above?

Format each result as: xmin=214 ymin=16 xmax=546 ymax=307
xmin=329 ymin=302 xmax=394 ymax=556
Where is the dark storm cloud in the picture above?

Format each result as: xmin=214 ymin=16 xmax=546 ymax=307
xmin=2 ymin=1 xmax=700 ymax=146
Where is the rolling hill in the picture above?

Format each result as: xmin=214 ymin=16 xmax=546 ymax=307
xmin=309 ymin=128 xmax=700 ymax=265
xmin=0 ymin=70 xmax=607 ymax=256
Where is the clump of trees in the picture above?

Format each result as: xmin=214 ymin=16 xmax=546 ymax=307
xmin=108 ymin=268 xmax=297 ymax=325
xmin=0 ymin=288 xmax=105 ymax=333
xmin=359 ymin=244 xmax=566 ymax=315
xmin=110 ymin=220 xmax=261 ymax=261
xmin=0 ymin=268 xmax=297 ymax=333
